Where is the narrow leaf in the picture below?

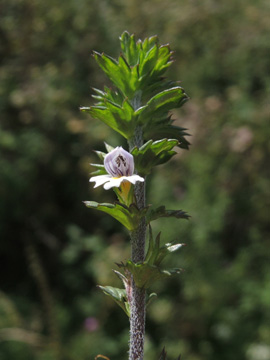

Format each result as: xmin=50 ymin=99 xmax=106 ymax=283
xmin=120 ymin=31 xmax=140 ymax=66
xmin=146 ymin=205 xmax=190 ymax=224
xmin=155 ymin=243 xmax=185 ymax=266
xmin=104 ymin=142 xmax=114 ymax=152
xmin=84 ymin=201 xmax=147 ymax=231
xmin=98 ymin=285 xmax=129 ymax=316
xmin=90 ymin=163 xmax=107 ymax=175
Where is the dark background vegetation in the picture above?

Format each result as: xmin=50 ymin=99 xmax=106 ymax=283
xmin=1 ymin=0 xmax=270 ymax=359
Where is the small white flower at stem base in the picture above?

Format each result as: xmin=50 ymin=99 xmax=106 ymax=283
xmin=90 ymin=147 xmax=144 ymax=202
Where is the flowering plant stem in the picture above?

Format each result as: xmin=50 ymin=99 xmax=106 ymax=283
xmin=82 ymin=31 xmax=190 ymax=360
xmin=128 ymin=127 xmax=146 ymax=360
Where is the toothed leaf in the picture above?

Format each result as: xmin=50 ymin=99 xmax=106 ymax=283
xmin=80 ymin=100 xmax=136 ymax=139
xmin=125 ymin=260 xmax=182 ymax=289
xmin=131 ymin=138 xmax=179 ymax=175
xmin=135 ymin=87 xmax=188 ymax=123
xmin=84 ymin=201 xmax=148 ymax=231
xmin=146 ymin=205 xmax=190 ymax=224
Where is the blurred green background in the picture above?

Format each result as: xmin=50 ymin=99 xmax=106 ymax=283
xmin=1 ymin=0 xmax=270 ymax=359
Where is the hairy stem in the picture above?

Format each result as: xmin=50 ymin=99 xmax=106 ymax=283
xmin=128 ymin=126 xmax=146 ymax=360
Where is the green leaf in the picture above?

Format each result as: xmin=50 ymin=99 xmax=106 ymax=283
xmin=92 ymin=87 xmax=124 ymax=107
xmin=139 ymin=44 xmax=159 ymax=78
xmin=93 ymin=52 xmax=130 ymax=96
xmin=142 ymin=35 xmax=158 ymax=53
xmin=143 ymin=78 xmax=178 ymax=96
xmin=145 ymin=228 xmax=161 ymax=266
xmin=131 ymin=138 xmax=179 ymax=175
xmin=104 ymin=142 xmax=115 ymax=153
xmin=146 ymin=205 xmax=190 ymax=224
xmin=80 ymin=99 xmax=136 ymax=139
xmin=98 ymin=285 xmax=130 ymax=316
xmin=144 ymin=120 xmax=191 ymax=150
xmin=155 ymin=243 xmax=185 ymax=267
xmin=84 ymin=201 xmax=148 ymax=231
xmin=125 ymin=260 xmax=182 ymax=289
xmin=112 ymin=270 xmax=128 ymax=287
xmin=80 ymin=106 xmax=126 ymax=138
xmin=89 ymin=163 xmax=106 ymax=176
xmin=93 ymin=150 xmax=106 ymax=161
xmin=144 ymin=225 xmax=155 ymax=264
xmin=120 ymin=31 xmax=140 ymax=67
xmin=145 ymin=226 xmax=185 ymax=266
xmin=89 ymin=83 xmax=190 ymax=148
xmin=152 ymin=45 xmax=172 ymax=73
xmin=117 ymin=228 xmax=184 ymax=289
xmin=82 ymin=32 xmax=189 ymax=142
xmin=136 ymin=87 xmax=188 ymax=123
xmin=89 ymin=145 xmax=115 ymax=175
xmin=93 ymin=51 xmax=139 ymax=98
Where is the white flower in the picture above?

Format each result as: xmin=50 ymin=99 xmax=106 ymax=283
xmin=90 ymin=147 xmax=144 ymax=190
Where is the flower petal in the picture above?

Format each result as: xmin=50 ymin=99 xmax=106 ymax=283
xmin=103 ymin=177 xmax=124 ymax=190
xmin=124 ymin=174 xmax=144 ymax=185
xmin=104 ymin=147 xmax=134 ymax=177
xmin=90 ymin=174 xmax=111 ymax=188
xmin=103 ymin=175 xmax=144 ymax=190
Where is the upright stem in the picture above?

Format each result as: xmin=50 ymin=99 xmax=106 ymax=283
xmin=128 ymin=126 xmax=146 ymax=360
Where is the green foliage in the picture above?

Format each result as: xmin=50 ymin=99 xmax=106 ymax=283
xmin=84 ymin=200 xmax=189 ymax=230
xmin=89 ymin=145 xmax=111 ymax=175
xmin=98 ymin=270 xmax=158 ymax=317
xmin=131 ymin=139 xmax=179 ymax=176
xmin=146 ymin=206 xmax=190 ymax=224
xmin=81 ymin=32 xmax=189 ymax=147
xmin=144 ymin=121 xmax=190 ymax=150
xmin=118 ymin=229 xmax=184 ymax=289
xmin=90 ymin=163 xmax=108 ymax=176
xmin=98 ymin=286 xmax=130 ymax=317
xmin=81 ymin=98 xmax=136 ymax=139
xmin=124 ymin=261 xmax=182 ymax=290
xmin=93 ymin=31 xmax=175 ymax=99
xmin=135 ymin=87 xmax=187 ymax=123
xmin=120 ymin=32 xmax=173 ymax=85
xmin=84 ymin=201 xmax=148 ymax=231
xmin=145 ymin=228 xmax=185 ymax=267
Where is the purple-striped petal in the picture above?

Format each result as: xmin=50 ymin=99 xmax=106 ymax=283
xmin=104 ymin=147 xmax=134 ymax=177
